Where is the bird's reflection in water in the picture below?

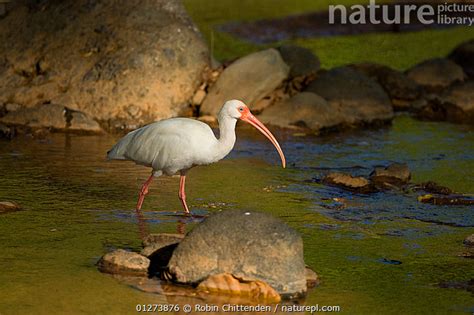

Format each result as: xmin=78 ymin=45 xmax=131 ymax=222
xmin=135 ymin=208 xmax=208 ymax=240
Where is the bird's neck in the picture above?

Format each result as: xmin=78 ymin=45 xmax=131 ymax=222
xmin=216 ymin=114 xmax=237 ymax=158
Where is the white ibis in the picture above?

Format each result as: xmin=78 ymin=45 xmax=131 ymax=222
xmin=107 ymin=99 xmax=286 ymax=214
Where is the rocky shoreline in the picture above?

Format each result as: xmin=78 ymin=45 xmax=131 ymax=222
xmin=0 ymin=1 xmax=472 ymax=138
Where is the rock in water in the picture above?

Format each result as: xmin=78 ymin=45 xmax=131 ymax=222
xmin=305 ymin=67 xmax=393 ymax=124
xmin=197 ymin=273 xmax=281 ymax=302
xmin=370 ymin=163 xmax=411 ymax=186
xmin=98 ymin=249 xmax=150 ymax=277
xmin=406 ymin=58 xmax=465 ymax=90
xmin=0 ymin=201 xmax=21 ymax=213
xmin=200 ymin=49 xmax=289 ymax=116
xmin=322 ymin=172 xmax=372 ymax=193
xmin=0 ymin=0 xmax=209 ymax=130
xmin=464 ymin=234 xmax=474 ymax=247
xmin=167 ymin=210 xmax=307 ymax=297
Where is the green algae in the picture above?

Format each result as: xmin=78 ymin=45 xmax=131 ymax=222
xmin=0 ymin=116 xmax=473 ymax=314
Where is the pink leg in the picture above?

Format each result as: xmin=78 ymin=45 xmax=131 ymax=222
xmin=179 ymin=174 xmax=190 ymax=214
xmin=135 ymin=173 xmax=154 ymax=240
xmin=136 ymin=173 xmax=154 ymax=211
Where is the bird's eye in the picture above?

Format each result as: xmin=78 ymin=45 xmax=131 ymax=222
xmin=239 ymin=107 xmax=244 ymax=112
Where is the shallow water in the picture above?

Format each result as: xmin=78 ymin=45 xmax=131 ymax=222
xmin=0 ymin=115 xmax=473 ymax=314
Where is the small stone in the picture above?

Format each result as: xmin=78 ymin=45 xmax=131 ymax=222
xmin=192 ymin=89 xmax=206 ymax=105
xmin=418 ymin=181 xmax=452 ymax=195
xmin=0 ymin=201 xmax=21 ymax=213
xmin=370 ymin=163 xmax=410 ymax=185
xmin=463 ymin=234 xmax=474 ymax=247
xmin=141 ymin=233 xmax=184 ymax=257
xmin=418 ymin=194 xmax=474 ymax=206
xmin=322 ymin=172 xmax=372 ymax=192
xmin=98 ymin=249 xmax=150 ymax=277
xmin=305 ymin=266 xmax=319 ymax=288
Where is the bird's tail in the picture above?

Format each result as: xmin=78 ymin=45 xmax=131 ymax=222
xmin=106 ymin=131 xmax=137 ymax=160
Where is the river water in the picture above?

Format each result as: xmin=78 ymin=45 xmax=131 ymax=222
xmin=0 ymin=115 xmax=473 ymax=314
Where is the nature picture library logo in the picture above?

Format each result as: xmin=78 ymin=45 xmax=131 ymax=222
xmin=329 ymin=0 xmax=474 ymax=26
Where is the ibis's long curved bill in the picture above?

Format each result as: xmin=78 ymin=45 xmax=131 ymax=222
xmin=240 ymin=113 xmax=286 ymax=168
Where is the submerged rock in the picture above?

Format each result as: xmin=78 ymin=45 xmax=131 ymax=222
xmin=278 ymin=45 xmax=320 ymax=78
xmin=322 ymin=172 xmax=373 ymax=193
xmin=416 ymin=181 xmax=453 ymax=195
xmin=305 ymin=266 xmax=319 ymax=288
xmin=417 ymin=194 xmax=474 ymax=206
xmin=449 ymin=39 xmax=474 ymax=78
xmin=0 ymin=201 xmax=21 ymax=214
xmin=167 ymin=209 xmax=307 ymax=297
xmin=197 ymin=273 xmax=281 ymax=302
xmin=464 ymin=234 xmax=474 ymax=247
xmin=305 ymin=67 xmax=393 ymax=125
xmin=98 ymin=249 xmax=150 ymax=277
xmin=370 ymin=163 xmax=411 ymax=186
xmin=200 ymin=49 xmax=289 ymax=116
xmin=406 ymin=58 xmax=465 ymax=91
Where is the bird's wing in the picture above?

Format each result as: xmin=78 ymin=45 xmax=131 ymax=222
xmin=107 ymin=118 xmax=218 ymax=172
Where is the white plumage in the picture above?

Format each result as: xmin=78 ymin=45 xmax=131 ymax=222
xmin=107 ymin=100 xmax=285 ymax=214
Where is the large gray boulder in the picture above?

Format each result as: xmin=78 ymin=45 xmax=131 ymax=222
xmin=305 ymin=67 xmax=394 ymax=124
xmin=167 ymin=209 xmax=307 ymax=297
xmin=259 ymin=92 xmax=345 ymax=131
xmin=200 ymin=49 xmax=289 ymax=116
xmin=449 ymin=39 xmax=474 ymax=78
xmin=0 ymin=0 xmax=209 ymax=130
xmin=406 ymin=58 xmax=465 ymax=90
